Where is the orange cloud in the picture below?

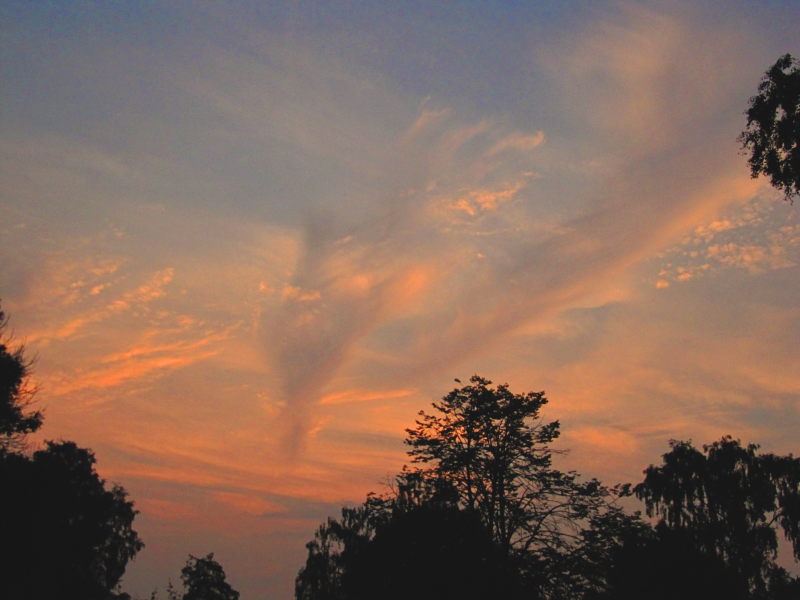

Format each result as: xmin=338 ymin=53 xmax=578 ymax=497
xmin=567 ymin=426 xmax=641 ymax=455
xmin=28 ymin=267 xmax=175 ymax=344
xmin=319 ymin=387 xmax=416 ymax=406
xmin=46 ymin=327 xmax=230 ymax=398
xmin=655 ymin=196 xmax=799 ymax=285
xmin=212 ymin=492 xmax=288 ymax=516
xmin=48 ymin=350 xmax=214 ymax=398
xmin=136 ymin=497 xmax=206 ymax=522
xmin=445 ymin=182 xmax=525 ymax=217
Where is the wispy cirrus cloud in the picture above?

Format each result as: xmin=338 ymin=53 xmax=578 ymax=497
xmin=46 ymin=331 xmax=226 ymax=399
xmin=29 ymin=267 xmax=175 ymax=345
xmin=246 ymin=2 xmax=789 ymax=463
xmin=262 ymin=102 xmax=549 ymax=452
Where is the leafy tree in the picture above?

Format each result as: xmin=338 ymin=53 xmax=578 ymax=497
xmin=0 ymin=441 xmax=144 ymax=599
xmin=565 ymin=505 xmax=655 ymax=598
xmin=0 ymin=302 xmax=142 ymax=599
xmin=0 ymin=303 xmax=42 ymax=451
xmin=296 ymin=376 xmax=616 ymax=600
xmin=572 ymin=506 xmax=754 ymax=600
xmin=405 ymin=376 xmax=609 ymax=560
xmin=295 ymin=484 xmax=400 ymax=600
xmin=739 ymin=53 xmax=800 ymax=201
xmin=583 ymin=522 xmax=750 ymax=600
xmin=181 ymin=553 xmax=240 ymax=600
xmin=571 ymin=438 xmax=800 ymax=600
xmin=634 ymin=437 xmax=800 ymax=597
xmin=296 ymin=471 xmax=524 ymax=600
xmin=344 ymin=503 xmax=524 ymax=600
xmin=296 ymin=379 xmax=800 ymax=600
xmin=295 ymin=520 xmax=348 ymax=600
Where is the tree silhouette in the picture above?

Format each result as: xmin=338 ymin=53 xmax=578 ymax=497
xmin=296 ymin=470 xmax=526 ymax=600
xmin=0 ymin=303 xmax=42 ymax=451
xmin=405 ymin=376 xmax=610 ymax=560
xmin=0 ymin=441 xmax=144 ymax=599
xmin=181 ymin=553 xmax=240 ymax=600
xmin=297 ymin=376 xmax=618 ymax=600
xmin=584 ymin=523 xmax=750 ymax=600
xmin=0 ymin=303 xmax=143 ymax=599
xmin=634 ymin=437 xmax=800 ymax=597
xmin=344 ymin=504 xmax=525 ymax=600
xmin=295 ymin=495 xmax=384 ymax=600
xmin=565 ymin=505 xmax=653 ymax=598
xmin=739 ymin=53 xmax=800 ymax=201
xmin=295 ymin=379 xmax=800 ymax=600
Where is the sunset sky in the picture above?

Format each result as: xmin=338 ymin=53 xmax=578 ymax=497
xmin=1 ymin=1 xmax=799 ymax=598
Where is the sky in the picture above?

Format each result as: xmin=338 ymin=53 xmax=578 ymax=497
xmin=1 ymin=1 xmax=799 ymax=598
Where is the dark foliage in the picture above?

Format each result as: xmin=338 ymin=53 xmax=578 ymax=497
xmin=564 ymin=505 xmax=654 ymax=597
xmin=181 ymin=553 xmax=240 ymax=600
xmin=405 ymin=375 xmax=610 ymax=561
xmin=0 ymin=441 xmax=144 ymax=600
xmin=296 ymin=472 xmax=527 ymax=600
xmin=344 ymin=504 xmax=525 ymax=600
xmin=295 ymin=471 xmax=430 ymax=600
xmin=634 ymin=437 xmax=800 ymax=597
xmin=0 ymin=304 xmax=42 ymax=450
xmin=0 ymin=302 xmax=142 ymax=599
xmin=296 ymin=379 xmax=800 ymax=600
xmin=739 ymin=53 xmax=800 ymax=201
xmin=296 ymin=376 xmax=618 ymax=600
xmin=585 ymin=523 xmax=750 ymax=600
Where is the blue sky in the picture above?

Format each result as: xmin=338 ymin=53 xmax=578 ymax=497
xmin=2 ymin=1 xmax=799 ymax=598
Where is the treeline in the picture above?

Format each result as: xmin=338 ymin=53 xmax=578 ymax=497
xmin=2 ymin=301 xmax=799 ymax=599
xmin=295 ymin=376 xmax=800 ymax=600
xmin=0 ymin=304 xmax=239 ymax=600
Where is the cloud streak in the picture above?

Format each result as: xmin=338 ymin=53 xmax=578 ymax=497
xmin=260 ymin=2 xmax=770 ymax=455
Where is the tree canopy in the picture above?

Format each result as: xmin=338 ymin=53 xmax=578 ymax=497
xmin=181 ymin=553 xmax=240 ymax=600
xmin=0 ymin=301 xmax=143 ymax=600
xmin=4 ymin=292 xmax=799 ymax=600
xmin=634 ymin=437 xmax=800 ymax=598
xmin=0 ymin=441 xmax=144 ymax=599
xmin=296 ymin=376 xmax=621 ymax=600
xmin=296 ymin=378 xmax=800 ymax=600
xmin=343 ymin=503 xmax=523 ymax=600
xmin=405 ymin=375 xmax=609 ymax=560
xmin=0 ymin=304 xmax=42 ymax=451
xmin=739 ymin=53 xmax=800 ymax=201
xmin=295 ymin=469 xmax=524 ymax=600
